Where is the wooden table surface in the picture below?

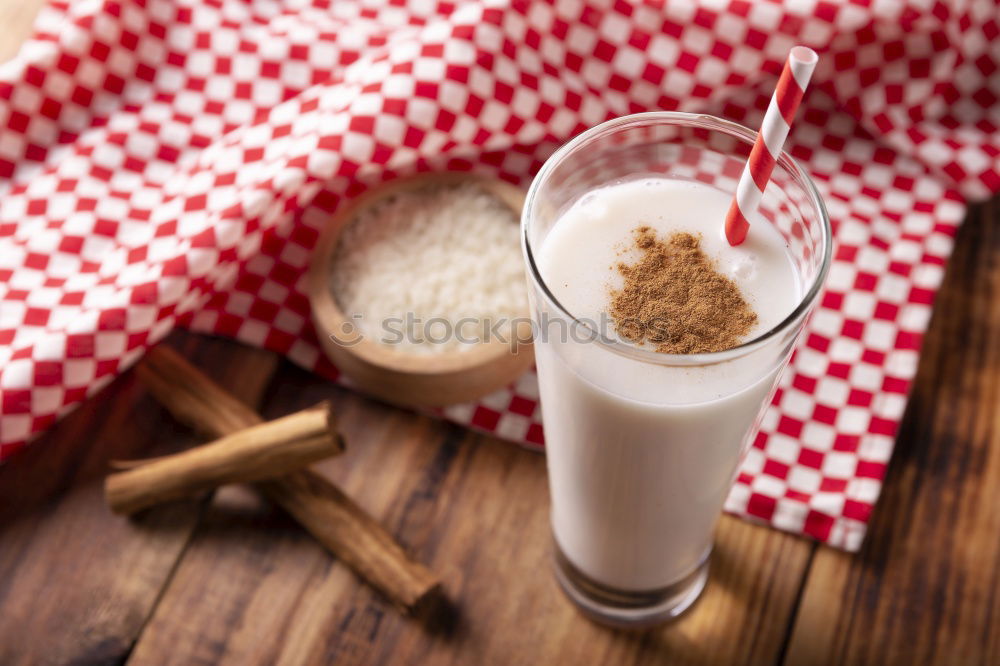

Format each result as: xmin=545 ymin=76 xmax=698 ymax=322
xmin=1 ymin=3 xmax=999 ymax=664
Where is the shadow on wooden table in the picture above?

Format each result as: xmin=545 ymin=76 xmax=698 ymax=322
xmin=0 ymin=331 xmax=280 ymax=665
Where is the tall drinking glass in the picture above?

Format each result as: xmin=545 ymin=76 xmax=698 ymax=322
xmin=521 ymin=113 xmax=831 ymax=627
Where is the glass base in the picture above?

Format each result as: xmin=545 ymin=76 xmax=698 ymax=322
xmin=553 ymin=544 xmax=710 ymax=629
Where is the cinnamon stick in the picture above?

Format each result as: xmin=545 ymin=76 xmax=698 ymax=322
xmin=110 ymin=437 xmax=347 ymax=471
xmin=257 ymin=471 xmax=441 ymax=613
xmin=109 ymin=455 xmax=173 ymax=471
xmin=134 ymin=346 xmax=442 ymax=614
xmin=135 ymin=346 xmax=266 ymax=437
xmin=106 ymin=403 xmax=344 ymax=515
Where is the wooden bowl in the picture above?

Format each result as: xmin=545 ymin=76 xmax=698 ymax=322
xmin=307 ymin=173 xmax=535 ymax=408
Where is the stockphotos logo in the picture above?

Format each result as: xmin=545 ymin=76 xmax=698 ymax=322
xmin=328 ymin=312 xmax=635 ymax=352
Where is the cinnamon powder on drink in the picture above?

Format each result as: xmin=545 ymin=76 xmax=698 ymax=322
xmin=609 ymin=227 xmax=758 ymax=354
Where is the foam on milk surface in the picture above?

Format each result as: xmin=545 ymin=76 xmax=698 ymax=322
xmin=535 ymin=178 xmax=802 ymax=406
xmin=540 ymin=177 xmax=799 ymax=343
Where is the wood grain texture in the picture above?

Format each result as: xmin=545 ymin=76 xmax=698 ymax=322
xmin=0 ymin=333 xmax=279 ymax=665
xmin=128 ymin=363 xmax=812 ymax=666
xmin=783 ymin=199 xmax=1000 ymax=665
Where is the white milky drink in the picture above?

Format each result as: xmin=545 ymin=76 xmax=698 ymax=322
xmin=534 ymin=178 xmax=802 ymax=593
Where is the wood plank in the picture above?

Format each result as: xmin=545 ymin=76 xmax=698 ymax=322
xmin=129 ymin=362 xmax=813 ymax=666
xmin=783 ymin=197 xmax=1000 ymax=665
xmin=0 ymin=332 xmax=279 ymax=665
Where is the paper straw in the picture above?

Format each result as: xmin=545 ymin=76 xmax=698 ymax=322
xmin=725 ymin=46 xmax=818 ymax=246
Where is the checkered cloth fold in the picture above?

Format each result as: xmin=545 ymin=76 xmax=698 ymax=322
xmin=1 ymin=0 xmax=998 ymax=550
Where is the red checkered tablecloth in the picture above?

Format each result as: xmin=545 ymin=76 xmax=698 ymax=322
xmin=0 ymin=0 xmax=997 ymax=550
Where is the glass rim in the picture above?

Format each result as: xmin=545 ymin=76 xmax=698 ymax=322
xmin=521 ymin=111 xmax=833 ymax=367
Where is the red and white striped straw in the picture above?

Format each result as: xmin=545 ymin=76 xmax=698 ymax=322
xmin=725 ymin=46 xmax=818 ymax=246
